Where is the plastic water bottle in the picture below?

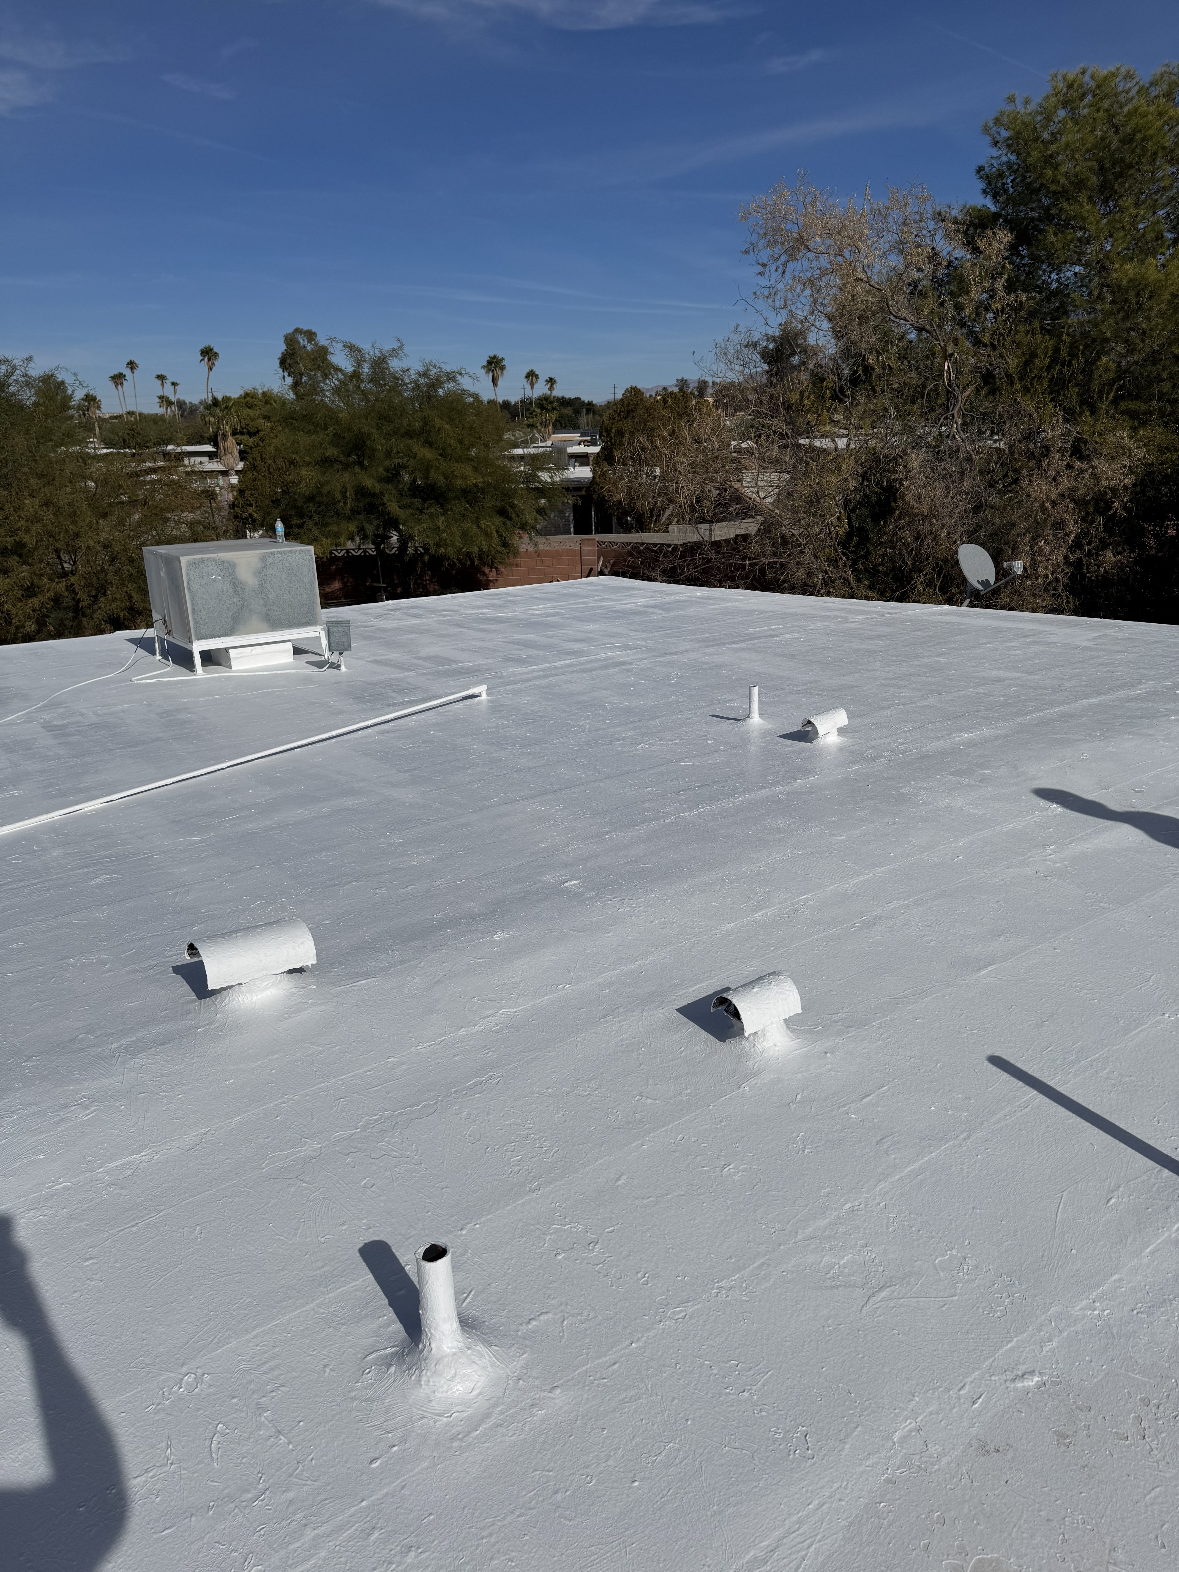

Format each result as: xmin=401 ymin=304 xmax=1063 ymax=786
xmin=274 ymin=518 xmax=285 ymax=541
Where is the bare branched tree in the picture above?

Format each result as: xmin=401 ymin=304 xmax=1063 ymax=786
xmin=592 ymin=390 xmax=741 ymax=537
xmin=600 ymin=178 xmax=1141 ymax=615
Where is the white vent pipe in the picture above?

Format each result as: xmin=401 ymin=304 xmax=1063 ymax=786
xmin=0 ymin=685 xmax=487 ymax=840
xmin=803 ymin=707 xmax=847 ymax=741
xmin=417 ymin=1243 xmax=464 ymax=1358
xmin=185 ymin=918 xmax=316 ymax=991
xmin=747 ymin=684 xmax=760 ymax=722
xmin=712 ymin=972 xmax=801 ymax=1036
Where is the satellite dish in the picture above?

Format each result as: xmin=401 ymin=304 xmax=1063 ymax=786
xmin=958 ymin=544 xmax=995 ymax=593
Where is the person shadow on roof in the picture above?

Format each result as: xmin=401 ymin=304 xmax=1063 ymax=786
xmin=0 ymin=1216 xmax=127 ymax=1572
xmin=1033 ymin=788 xmax=1179 ymax=851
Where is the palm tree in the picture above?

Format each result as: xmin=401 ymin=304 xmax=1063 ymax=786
xmin=481 ymin=354 xmax=506 ymax=405
xmin=525 ymin=368 xmax=539 ymax=406
xmin=170 ymin=381 xmax=180 ymax=424
xmin=155 ymin=373 xmax=168 ymax=411
xmin=125 ymin=359 xmax=140 ymax=419
xmin=544 ymin=376 xmax=557 ymax=396
xmin=199 ymin=344 xmax=219 ymax=403
xmin=109 ymin=371 xmax=127 ymax=417
xmin=82 ymin=394 xmax=102 ymax=441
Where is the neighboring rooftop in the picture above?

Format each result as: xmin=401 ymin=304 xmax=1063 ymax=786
xmin=2 ymin=580 xmax=1178 ymax=1570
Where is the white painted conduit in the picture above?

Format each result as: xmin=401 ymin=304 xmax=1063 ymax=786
xmin=186 ymin=919 xmax=316 ymax=991
xmin=0 ymin=684 xmax=488 ymax=839
xmin=747 ymin=684 xmax=761 ymax=722
xmin=417 ymin=1243 xmax=464 ymax=1359
xmin=712 ymin=972 xmax=802 ymax=1036
xmin=802 ymin=706 xmax=848 ymax=741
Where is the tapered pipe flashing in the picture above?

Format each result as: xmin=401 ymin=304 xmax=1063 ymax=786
xmin=802 ymin=707 xmax=848 ymax=741
xmin=417 ymin=1243 xmax=464 ymax=1358
xmin=185 ymin=918 xmax=316 ymax=991
xmin=712 ymin=972 xmax=801 ymax=1037
xmin=747 ymin=685 xmax=760 ymax=722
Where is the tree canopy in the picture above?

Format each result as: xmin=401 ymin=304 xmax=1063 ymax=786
xmin=971 ymin=64 xmax=1179 ymax=424
xmin=0 ymin=357 xmax=231 ymax=642
xmin=231 ymin=331 xmax=559 ymax=584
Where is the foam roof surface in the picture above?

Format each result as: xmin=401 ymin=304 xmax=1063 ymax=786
xmin=2 ymin=578 xmax=1179 ymax=1571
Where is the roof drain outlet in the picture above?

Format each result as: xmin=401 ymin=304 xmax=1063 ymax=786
xmin=747 ymin=684 xmax=761 ymax=722
xmin=417 ymin=1243 xmax=464 ymax=1360
xmin=712 ymin=972 xmax=801 ymax=1050
xmin=802 ymin=707 xmax=848 ymax=741
xmin=184 ymin=918 xmax=316 ymax=991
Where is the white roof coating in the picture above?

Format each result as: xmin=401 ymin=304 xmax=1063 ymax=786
xmin=2 ymin=577 xmax=1178 ymax=1572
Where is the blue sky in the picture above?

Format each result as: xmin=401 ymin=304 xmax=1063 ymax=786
xmin=1 ymin=1 xmax=1175 ymax=404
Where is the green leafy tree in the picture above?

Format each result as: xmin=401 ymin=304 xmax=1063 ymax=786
xmin=234 ymin=333 xmax=561 ymax=586
xmin=481 ymin=354 xmax=506 ymax=404
xmin=0 ymin=357 xmax=232 ymax=642
xmin=278 ymin=328 xmax=335 ymax=397
xmin=966 ymin=63 xmax=1179 ymax=618
xmin=970 ymin=64 xmax=1179 ymax=424
xmin=199 ymin=345 xmax=219 ymax=403
xmin=80 ymin=393 xmax=102 ymax=442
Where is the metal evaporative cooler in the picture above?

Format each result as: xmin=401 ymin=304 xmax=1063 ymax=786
xmin=142 ymin=539 xmax=329 ymax=673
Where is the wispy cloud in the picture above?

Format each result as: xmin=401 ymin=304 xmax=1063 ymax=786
xmin=219 ymin=37 xmax=259 ymax=60
xmin=765 ymin=48 xmax=828 ymax=75
xmin=73 ymin=106 xmax=271 ymax=161
xmin=0 ymin=27 xmax=127 ymax=70
xmin=0 ymin=63 xmax=48 ymax=111
xmin=163 ymin=72 xmax=236 ymax=100
xmin=581 ymin=101 xmax=937 ymax=185
xmin=936 ymin=27 xmax=1047 ymax=81
xmin=366 ymin=0 xmax=737 ymax=31
xmin=0 ymin=23 xmax=128 ymax=113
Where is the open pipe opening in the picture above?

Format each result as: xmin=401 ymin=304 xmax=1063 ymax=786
xmin=712 ymin=972 xmax=801 ymax=1037
xmin=802 ymin=707 xmax=848 ymax=741
xmin=416 ymin=1241 xmax=464 ymax=1358
xmin=184 ymin=918 xmax=316 ymax=991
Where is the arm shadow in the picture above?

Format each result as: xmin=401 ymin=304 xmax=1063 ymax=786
xmin=1034 ymin=788 xmax=1179 ymax=850
xmin=0 ymin=1215 xmax=128 ymax=1571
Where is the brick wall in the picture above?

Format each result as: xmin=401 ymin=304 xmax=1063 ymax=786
xmin=488 ymin=538 xmax=602 ymax=588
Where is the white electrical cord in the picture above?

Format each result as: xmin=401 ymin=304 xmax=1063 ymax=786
xmin=0 ymin=631 xmax=149 ymax=726
xmin=0 ymin=685 xmax=488 ymax=839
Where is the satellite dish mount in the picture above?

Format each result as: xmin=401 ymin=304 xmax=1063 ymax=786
xmin=958 ymin=544 xmax=1024 ymax=607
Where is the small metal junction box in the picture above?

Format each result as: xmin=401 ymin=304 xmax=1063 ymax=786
xmin=324 ymin=619 xmax=352 ymax=654
xmin=142 ymin=539 xmax=327 ymax=673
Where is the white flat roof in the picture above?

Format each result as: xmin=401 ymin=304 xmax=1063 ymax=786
xmin=2 ymin=579 xmax=1178 ymax=1570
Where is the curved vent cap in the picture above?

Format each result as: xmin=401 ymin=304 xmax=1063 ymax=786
xmin=711 ymin=972 xmax=801 ymax=1036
